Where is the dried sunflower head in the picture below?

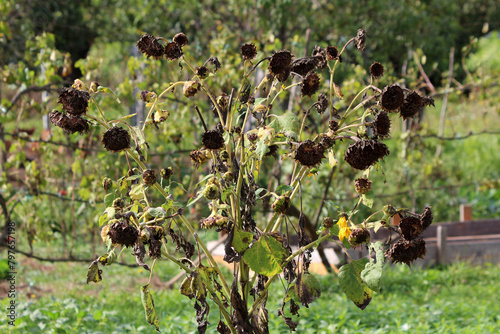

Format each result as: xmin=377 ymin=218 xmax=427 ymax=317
xmin=354 ymin=178 xmax=372 ymax=194
xmin=344 ymin=139 xmax=390 ymax=170
xmin=173 ymin=32 xmax=189 ymax=47
xmin=385 ymin=238 xmax=427 ymax=266
xmin=315 ymin=93 xmax=329 ymax=114
xmin=195 ymin=66 xmax=209 ymax=79
xmin=400 ymin=91 xmax=423 ymax=119
xmin=183 ymin=81 xmax=200 ymax=98
xmin=311 ymin=45 xmax=327 ymax=69
xmin=369 ymin=62 xmax=384 ymax=79
xmin=202 ymin=130 xmax=225 ymax=150
xmin=108 ymin=219 xmax=139 ymax=247
xmin=329 ymin=120 xmax=339 ymax=132
xmin=381 ymin=84 xmax=404 ymax=111
xmin=165 ymin=41 xmax=183 ymax=60
xmin=160 ymin=167 xmax=173 ymax=181
xmin=294 ymin=140 xmax=325 ymax=167
xmin=290 ymin=57 xmax=318 ymax=77
xmin=301 ymin=71 xmax=320 ymax=97
xmin=399 ymin=216 xmax=423 ymax=240
xmin=420 ymin=207 xmax=433 ymax=230
xmin=136 ymin=34 xmax=165 ymax=60
xmin=348 ymin=228 xmax=371 ymax=247
xmin=190 ymin=149 xmax=208 ymax=168
xmin=241 ymin=42 xmax=257 ymax=61
xmin=58 ymin=87 xmax=90 ymax=116
xmin=49 ymin=111 xmax=90 ymax=134
xmin=268 ymin=50 xmax=293 ymax=76
xmin=326 ymin=46 xmax=340 ymax=62
xmin=372 ymin=110 xmax=391 ymax=138
xmin=102 ymin=126 xmax=131 ymax=152
xmin=142 ymin=169 xmax=157 ymax=186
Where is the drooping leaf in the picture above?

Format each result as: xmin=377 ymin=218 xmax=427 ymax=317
xmin=276 ymin=184 xmax=293 ymax=195
xmin=130 ymin=126 xmax=146 ymax=146
xmin=145 ymin=207 xmax=166 ymax=219
xmin=294 ymin=272 xmax=322 ymax=307
xmin=255 ymin=140 xmax=269 ymax=161
xmin=328 ymin=150 xmax=338 ymax=168
xmin=232 ymin=228 xmax=253 ymax=253
xmin=86 ymin=260 xmax=102 ymax=284
xmin=140 ymin=284 xmax=160 ymax=332
xmin=99 ymin=248 xmax=117 ymax=266
xmin=243 ymin=234 xmax=289 ymax=277
xmin=338 ymin=258 xmax=373 ymax=310
xmin=103 ymin=193 xmax=115 ymax=207
xmin=269 ymin=111 xmax=300 ymax=139
xmin=129 ymin=184 xmax=145 ymax=201
xmin=362 ymin=193 xmax=374 ymax=208
xmin=361 ymin=241 xmax=385 ymax=293
xmin=180 ymin=275 xmax=194 ymax=298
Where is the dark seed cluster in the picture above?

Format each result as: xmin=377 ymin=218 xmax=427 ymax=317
xmin=290 ymin=57 xmax=318 ymax=77
xmin=354 ymin=178 xmax=372 ymax=194
xmin=276 ymin=65 xmax=291 ymax=82
xmin=381 ymin=85 xmax=404 ymax=111
xmin=190 ymin=149 xmax=207 ymax=168
xmin=344 ymin=139 xmax=390 ymax=170
xmin=268 ymin=50 xmax=293 ymax=77
xmin=196 ymin=66 xmax=209 ymax=79
xmin=241 ymin=43 xmax=257 ymax=60
xmin=348 ymin=228 xmax=371 ymax=247
xmin=301 ymin=71 xmax=320 ymax=97
xmin=173 ymin=32 xmax=189 ymax=47
xmin=369 ymin=62 xmax=384 ymax=79
xmin=49 ymin=110 xmax=90 ymax=133
xmin=142 ymin=169 xmax=157 ymax=185
xmin=386 ymin=238 xmax=427 ymax=266
xmin=315 ymin=93 xmax=329 ymax=114
xmin=372 ymin=110 xmax=391 ymax=138
xmin=58 ymin=87 xmax=90 ymax=116
xmin=165 ymin=42 xmax=183 ymax=60
xmin=108 ymin=220 xmax=139 ymax=247
xmin=386 ymin=207 xmax=433 ymax=266
xmin=311 ymin=46 xmax=327 ymax=69
xmin=326 ymin=46 xmax=340 ymax=62
xmin=294 ymin=140 xmax=325 ymax=167
xmin=399 ymin=216 xmax=423 ymax=240
xmin=102 ymin=126 xmax=131 ymax=152
xmin=329 ymin=120 xmax=339 ymax=132
xmin=202 ymin=130 xmax=225 ymax=150
xmin=136 ymin=34 xmax=165 ymax=60
xmin=399 ymin=91 xmax=423 ymax=119
xmin=160 ymin=167 xmax=173 ymax=181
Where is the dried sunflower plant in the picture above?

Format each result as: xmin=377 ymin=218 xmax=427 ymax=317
xmin=50 ymin=30 xmax=434 ymax=333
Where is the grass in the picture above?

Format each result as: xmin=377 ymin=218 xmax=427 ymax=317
xmin=1 ymin=254 xmax=499 ymax=334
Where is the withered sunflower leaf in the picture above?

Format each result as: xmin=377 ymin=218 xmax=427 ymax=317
xmin=338 ymin=259 xmax=373 ymax=310
xmin=140 ymin=284 xmax=161 ymax=332
xmin=242 ymin=234 xmax=289 ymax=277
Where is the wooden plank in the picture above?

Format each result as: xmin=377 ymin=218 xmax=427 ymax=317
xmin=460 ymin=204 xmax=472 ymax=222
xmin=421 ymin=219 xmax=500 ymax=238
xmin=437 ymin=225 xmax=447 ymax=265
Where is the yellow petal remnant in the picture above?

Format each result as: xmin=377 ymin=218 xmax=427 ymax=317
xmin=337 ymin=216 xmax=352 ymax=242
